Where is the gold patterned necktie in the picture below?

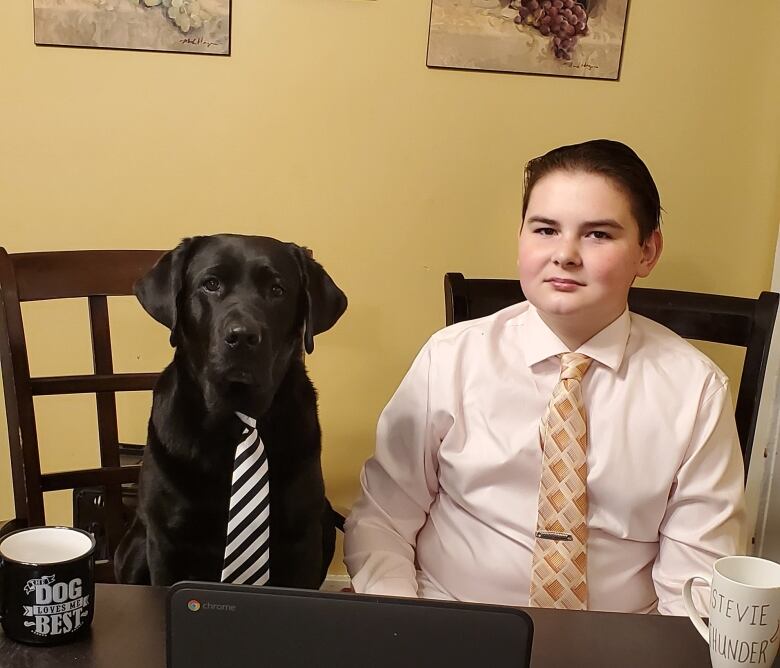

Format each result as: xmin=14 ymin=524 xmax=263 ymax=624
xmin=529 ymin=352 xmax=593 ymax=610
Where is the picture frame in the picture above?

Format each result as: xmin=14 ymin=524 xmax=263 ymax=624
xmin=33 ymin=0 xmax=232 ymax=56
xmin=427 ymin=0 xmax=630 ymax=80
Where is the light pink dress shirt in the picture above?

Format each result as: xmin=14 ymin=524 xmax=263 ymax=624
xmin=344 ymin=302 xmax=746 ymax=615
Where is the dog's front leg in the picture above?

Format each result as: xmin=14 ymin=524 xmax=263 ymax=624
xmin=114 ymin=515 xmax=151 ymax=585
xmin=270 ymin=460 xmax=331 ymax=589
xmin=271 ymin=521 xmax=325 ymax=589
xmin=146 ymin=531 xmax=178 ymax=586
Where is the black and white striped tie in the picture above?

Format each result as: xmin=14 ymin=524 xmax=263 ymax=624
xmin=221 ymin=412 xmax=270 ymax=585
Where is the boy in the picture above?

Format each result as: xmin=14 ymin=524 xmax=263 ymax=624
xmin=344 ymin=139 xmax=745 ymax=614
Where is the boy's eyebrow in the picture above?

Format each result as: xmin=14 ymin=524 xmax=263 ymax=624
xmin=525 ymin=216 xmax=558 ymax=225
xmin=582 ymin=219 xmax=624 ymax=229
xmin=525 ymin=216 xmax=625 ymax=229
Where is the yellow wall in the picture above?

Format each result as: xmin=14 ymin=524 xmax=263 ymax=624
xmin=1 ymin=1 xmax=779 ymax=573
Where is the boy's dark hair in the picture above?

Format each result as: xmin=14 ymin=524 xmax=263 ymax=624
xmin=521 ymin=139 xmax=661 ymax=243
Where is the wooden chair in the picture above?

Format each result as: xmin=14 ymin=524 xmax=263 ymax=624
xmin=0 ymin=248 xmax=164 ymax=581
xmin=444 ymin=272 xmax=779 ymax=477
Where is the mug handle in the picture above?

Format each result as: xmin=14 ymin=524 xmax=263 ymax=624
xmin=683 ymin=575 xmax=711 ymax=643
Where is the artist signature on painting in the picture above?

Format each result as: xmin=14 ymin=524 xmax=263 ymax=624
xmin=179 ymin=36 xmax=221 ymax=48
xmin=562 ymin=57 xmax=599 ymax=71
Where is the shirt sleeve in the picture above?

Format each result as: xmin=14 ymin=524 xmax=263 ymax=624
xmin=653 ymin=375 xmax=747 ymax=616
xmin=343 ymin=339 xmax=446 ymax=597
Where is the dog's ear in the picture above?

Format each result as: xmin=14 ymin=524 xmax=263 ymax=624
xmin=134 ymin=237 xmax=195 ymax=347
xmin=290 ymin=244 xmax=347 ymax=354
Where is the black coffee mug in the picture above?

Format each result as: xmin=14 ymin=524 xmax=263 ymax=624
xmin=0 ymin=526 xmax=96 ymax=645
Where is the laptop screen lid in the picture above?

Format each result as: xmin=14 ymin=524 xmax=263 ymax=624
xmin=167 ymin=582 xmax=533 ymax=668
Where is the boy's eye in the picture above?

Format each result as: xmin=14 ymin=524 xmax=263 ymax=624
xmin=203 ymin=277 xmax=221 ymax=292
xmin=589 ymin=230 xmax=612 ymax=240
xmin=534 ymin=227 xmax=556 ymax=236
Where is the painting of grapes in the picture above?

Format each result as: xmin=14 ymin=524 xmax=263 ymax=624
xmin=427 ymin=0 xmax=629 ymax=80
xmin=33 ymin=0 xmax=231 ymax=55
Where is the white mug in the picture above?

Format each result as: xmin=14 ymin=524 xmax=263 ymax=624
xmin=683 ymin=556 xmax=780 ymax=668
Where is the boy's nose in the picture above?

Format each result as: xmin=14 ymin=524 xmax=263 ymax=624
xmin=552 ymin=242 xmax=581 ymax=266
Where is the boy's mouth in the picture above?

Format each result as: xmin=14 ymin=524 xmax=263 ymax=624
xmin=545 ymin=277 xmax=585 ymax=290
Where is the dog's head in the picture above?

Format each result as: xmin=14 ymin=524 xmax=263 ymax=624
xmin=135 ymin=234 xmax=347 ymax=416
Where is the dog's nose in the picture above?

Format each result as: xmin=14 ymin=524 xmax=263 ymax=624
xmin=224 ymin=324 xmax=260 ymax=349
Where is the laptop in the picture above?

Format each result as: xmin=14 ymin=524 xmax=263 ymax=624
xmin=167 ymin=581 xmax=533 ymax=668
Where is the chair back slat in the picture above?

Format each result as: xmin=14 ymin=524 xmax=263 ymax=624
xmin=89 ymin=295 xmax=120 ymax=468
xmin=30 ymin=373 xmax=158 ymax=395
xmin=627 ymin=288 xmax=755 ymax=346
xmin=41 ymin=466 xmax=140 ymax=492
xmin=0 ymin=247 xmax=165 ymax=582
xmin=735 ymin=291 xmax=778 ymax=462
xmin=89 ymin=295 xmax=126 ymax=554
xmin=443 ymin=272 xmax=779 ymax=478
xmin=0 ymin=248 xmax=45 ymax=525
xmin=12 ymin=250 xmax=162 ymax=302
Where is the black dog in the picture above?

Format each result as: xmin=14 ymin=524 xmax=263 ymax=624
xmin=114 ymin=234 xmax=347 ymax=588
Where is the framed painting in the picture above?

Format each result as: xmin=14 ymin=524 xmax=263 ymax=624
xmin=427 ymin=0 xmax=630 ymax=80
xmin=33 ymin=0 xmax=232 ymax=56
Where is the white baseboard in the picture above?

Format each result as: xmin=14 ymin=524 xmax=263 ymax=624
xmin=320 ymin=574 xmax=352 ymax=592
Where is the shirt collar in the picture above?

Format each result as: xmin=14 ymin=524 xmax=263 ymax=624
xmin=521 ymin=304 xmax=630 ymax=371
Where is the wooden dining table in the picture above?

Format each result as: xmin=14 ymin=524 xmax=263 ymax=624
xmin=0 ymin=583 xmax=775 ymax=667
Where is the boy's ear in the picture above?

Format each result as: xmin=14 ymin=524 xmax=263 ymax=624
xmin=636 ymin=230 xmax=663 ymax=279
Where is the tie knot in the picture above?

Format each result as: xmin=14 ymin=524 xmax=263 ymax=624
xmin=235 ymin=411 xmax=257 ymax=430
xmin=559 ymin=353 xmax=592 ymax=382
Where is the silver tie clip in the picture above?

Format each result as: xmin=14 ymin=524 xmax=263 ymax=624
xmin=536 ymin=530 xmax=573 ymax=541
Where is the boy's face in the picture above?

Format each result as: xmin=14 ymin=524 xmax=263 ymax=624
xmin=517 ymin=170 xmax=662 ymax=347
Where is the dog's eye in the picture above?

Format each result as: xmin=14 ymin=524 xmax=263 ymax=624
xmin=271 ymin=285 xmax=285 ymax=298
xmin=203 ymin=277 xmax=221 ymax=293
